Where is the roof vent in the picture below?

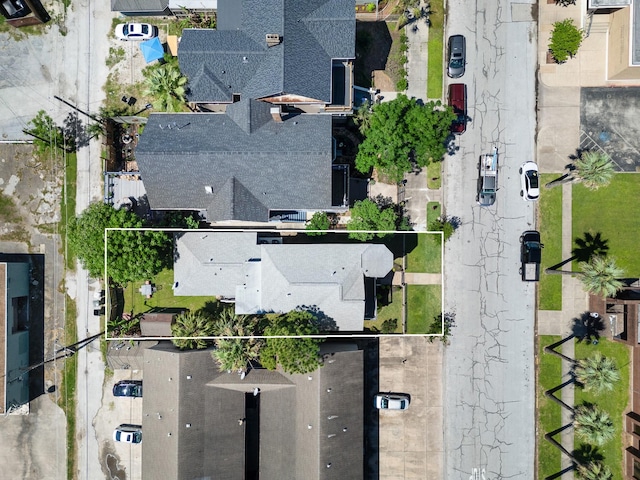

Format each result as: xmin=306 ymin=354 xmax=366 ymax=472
xmin=266 ymin=34 xmax=282 ymax=47
xmin=270 ymin=107 xmax=283 ymax=123
xmin=205 ymin=186 xmax=213 ymax=194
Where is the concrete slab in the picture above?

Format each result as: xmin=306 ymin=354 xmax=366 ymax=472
xmin=581 ymin=86 xmax=640 ymax=171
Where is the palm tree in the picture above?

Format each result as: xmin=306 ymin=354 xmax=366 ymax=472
xmin=210 ymin=308 xmax=262 ymax=372
xmin=578 ymin=256 xmax=624 ymax=297
xmin=546 ymin=255 xmax=624 ymax=297
xmin=573 ymin=404 xmax=615 ymax=446
xmin=171 ymin=311 xmax=216 ymax=350
xmin=353 ymin=100 xmax=372 ymax=134
xmin=576 ymin=461 xmax=613 ymax=480
xmin=143 ymin=63 xmax=188 ymax=112
xmin=574 ymin=151 xmax=615 ymax=190
xmin=574 ymin=352 xmax=620 ymax=394
xmin=545 ymin=150 xmax=615 ymax=189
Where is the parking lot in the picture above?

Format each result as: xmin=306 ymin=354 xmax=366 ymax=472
xmin=378 ymin=336 xmax=444 ymax=480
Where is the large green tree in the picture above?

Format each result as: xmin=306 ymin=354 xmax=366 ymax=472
xmin=68 ymin=202 xmax=171 ymax=284
xmin=261 ymin=310 xmax=323 ymax=374
xmin=171 ymin=311 xmax=216 ymax=350
xmin=347 ymin=198 xmax=398 ymax=241
xmin=306 ymin=211 xmax=330 ymax=236
xmin=573 ymin=404 xmax=615 ymax=447
xmin=211 ymin=308 xmax=263 ymax=372
xmin=355 ymin=95 xmax=455 ymax=182
xmin=143 ymin=61 xmax=188 ymax=112
xmin=574 ymin=352 xmax=620 ymax=394
xmin=26 ymin=110 xmax=69 ymax=155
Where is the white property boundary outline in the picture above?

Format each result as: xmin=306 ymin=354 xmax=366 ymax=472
xmin=103 ymin=228 xmax=444 ymax=340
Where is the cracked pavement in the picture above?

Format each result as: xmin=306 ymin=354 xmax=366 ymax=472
xmin=443 ymin=1 xmax=537 ymax=478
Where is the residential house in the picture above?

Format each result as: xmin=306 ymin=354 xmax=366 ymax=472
xmin=584 ymin=0 xmax=640 ymax=80
xmin=135 ymin=99 xmax=348 ymax=223
xmin=141 ymin=342 xmax=364 ymax=480
xmin=173 ymin=231 xmax=394 ymax=331
xmin=178 ymin=0 xmax=355 ymax=113
xmin=590 ymin=288 xmax=640 ymax=478
xmin=0 ymin=262 xmax=30 ymax=414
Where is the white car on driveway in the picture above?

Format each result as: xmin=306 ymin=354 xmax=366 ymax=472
xmin=115 ymin=23 xmax=158 ymax=41
xmin=519 ymin=161 xmax=540 ymax=201
xmin=113 ymin=424 xmax=142 ymax=443
xmin=374 ymin=393 xmax=410 ymax=410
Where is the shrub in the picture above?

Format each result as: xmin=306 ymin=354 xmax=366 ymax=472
xmin=306 ymin=211 xmax=330 ymax=236
xmin=396 ymin=77 xmax=408 ymax=91
xmin=549 ymin=18 xmax=583 ymax=63
xmin=366 ymin=2 xmax=376 ymax=12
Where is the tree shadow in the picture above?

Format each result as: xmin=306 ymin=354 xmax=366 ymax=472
xmin=546 ymin=232 xmax=609 ymax=272
xmin=571 ymin=312 xmax=605 ymax=344
xmin=572 ymin=444 xmax=604 ymax=465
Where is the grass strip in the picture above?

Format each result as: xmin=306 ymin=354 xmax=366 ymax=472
xmin=58 ymin=298 xmax=77 ymax=480
xmin=426 ymin=0 xmax=444 ymax=98
xmin=538 ymin=174 xmax=562 ymax=310
xmin=537 ymin=335 xmax=562 ymax=479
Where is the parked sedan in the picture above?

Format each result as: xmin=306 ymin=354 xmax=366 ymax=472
xmin=112 ymin=380 xmax=142 ymax=397
xmin=519 ymin=161 xmax=540 ymax=201
xmin=447 ymin=35 xmax=466 ymax=78
xmin=113 ymin=424 xmax=142 ymax=444
xmin=374 ymin=393 xmax=410 ymax=410
xmin=115 ymin=23 xmax=158 ymax=41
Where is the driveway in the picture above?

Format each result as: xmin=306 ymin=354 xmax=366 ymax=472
xmin=93 ymin=370 xmax=143 ymax=480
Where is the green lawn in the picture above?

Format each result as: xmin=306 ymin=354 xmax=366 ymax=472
xmin=539 ymin=174 xmax=563 ymax=310
xmin=406 ymin=284 xmax=441 ymax=334
xmin=537 ymin=335 xmax=563 ymax=479
xmin=426 ymin=0 xmax=444 ymax=98
xmin=573 ymin=338 xmax=629 ymax=478
xmin=406 ymin=231 xmax=442 ymax=274
xmin=427 ymin=161 xmax=442 ymax=189
xmin=537 ymin=336 xmax=630 ymax=478
xmin=572 ymin=175 xmax=640 ymax=276
xmin=122 ymin=268 xmax=217 ymax=316
xmin=366 ymin=285 xmax=403 ymax=333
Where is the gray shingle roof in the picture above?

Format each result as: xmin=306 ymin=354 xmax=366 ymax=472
xmin=178 ymin=0 xmax=355 ymax=103
xmin=135 ymin=101 xmax=333 ymax=222
xmin=111 ymin=0 xmax=167 ymax=13
xmin=142 ymin=344 xmax=363 ymax=480
xmin=173 ymin=232 xmax=394 ymax=330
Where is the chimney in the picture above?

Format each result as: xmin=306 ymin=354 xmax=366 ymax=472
xmin=270 ymin=106 xmax=283 ymax=123
xmin=266 ymin=34 xmax=282 ymax=47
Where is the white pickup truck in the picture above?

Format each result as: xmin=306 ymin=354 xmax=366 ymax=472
xmin=477 ymin=147 xmax=498 ymax=206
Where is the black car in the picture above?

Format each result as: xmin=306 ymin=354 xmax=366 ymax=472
xmin=112 ymin=380 xmax=143 ymax=397
xmin=0 ymin=0 xmax=31 ymax=19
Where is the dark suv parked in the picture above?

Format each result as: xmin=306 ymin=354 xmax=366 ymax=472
xmin=112 ymin=380 xmax=143 ymax=397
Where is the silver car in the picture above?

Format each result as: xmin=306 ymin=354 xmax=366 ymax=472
xmin=447 ymin=35 xmax=466 ymax=78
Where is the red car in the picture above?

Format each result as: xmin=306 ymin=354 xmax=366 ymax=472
xmin=448 ymin=83 xmax=467 ymax=134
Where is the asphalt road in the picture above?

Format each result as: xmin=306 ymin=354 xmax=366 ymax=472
xmin=443 ymin=1 xmax=538 ymax=479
